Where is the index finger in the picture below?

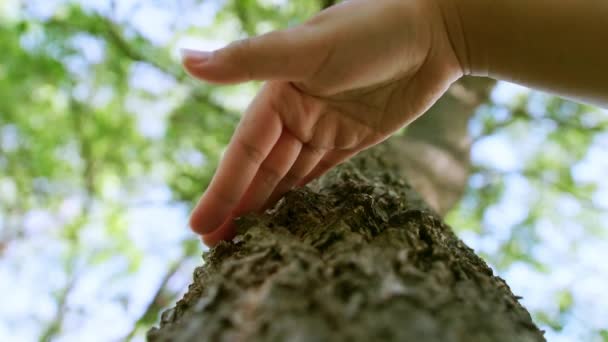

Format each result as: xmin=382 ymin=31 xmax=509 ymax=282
xmin=189 ymin=87 xmax=282 ymax=234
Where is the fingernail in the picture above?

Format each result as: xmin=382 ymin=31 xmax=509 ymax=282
xmin=180 ymin=48 xmax=212 ymax=62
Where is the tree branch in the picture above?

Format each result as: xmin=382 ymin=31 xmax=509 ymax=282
xmin=39 ymin=270 xmax=80 ymax=342
xmin=123 ymin=253 xmax=191 ymax=341
xmin=389 ymin=77 xmax=496 ymax=215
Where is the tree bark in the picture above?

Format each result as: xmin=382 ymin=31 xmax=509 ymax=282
xmin=148 ymin=142 xmax=544 ymax=341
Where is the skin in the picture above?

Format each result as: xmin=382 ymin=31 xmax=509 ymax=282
xmin=438 ymin=0 xmax=608 ymax=107
xmin=182 ymin=0 xmax=608 ymax=246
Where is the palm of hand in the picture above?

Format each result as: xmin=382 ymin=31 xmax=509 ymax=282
xmin=184 ymin=0 xmax=461 ymax=245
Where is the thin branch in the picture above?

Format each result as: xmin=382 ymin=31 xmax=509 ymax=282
xmin=123 ymin=254 xmax=190 ymax=341
xmin=97 ymin=16 xmax=240 ymax=120
xmin=39 ymin=270 xmax=80 ymax=342
xmin=69 ymin=99 xmax=96 ymax=212
xmin=38 ymin=99 xmax=97 ymax=340
xmin=102 ymin=19 xmax=182 ymax=79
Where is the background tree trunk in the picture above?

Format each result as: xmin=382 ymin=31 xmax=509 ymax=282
xmin=396 ymin=77 xmax=496 ymax=215
xmin=148 ymin=77 xmax=544 ymax=340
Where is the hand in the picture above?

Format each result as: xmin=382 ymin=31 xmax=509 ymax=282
xmin=182 ymin=0 xmax=463 ymax=246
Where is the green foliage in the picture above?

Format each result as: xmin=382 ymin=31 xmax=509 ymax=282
xmin=0 ymin=1 xmax=334 ymax=341
xmin=450 ymin=88 xmax=608 ymax=341
xmin=600 ymin=329 xmax=608 ymax=342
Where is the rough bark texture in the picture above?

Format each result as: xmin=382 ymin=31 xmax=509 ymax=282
xmin=148 ymin=144 xmax=544 ymax=342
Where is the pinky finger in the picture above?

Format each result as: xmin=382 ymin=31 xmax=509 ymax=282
xmin=202 ymin=219 xmax=236 ymax=247
xmin=263 ymin=144 xmax=325 ymax=209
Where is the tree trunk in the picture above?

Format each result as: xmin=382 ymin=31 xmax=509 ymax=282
xmin=148 ymin=141 xmax=544 ymax=341
xmin=396 ymin=77 xmax=496 ymax=215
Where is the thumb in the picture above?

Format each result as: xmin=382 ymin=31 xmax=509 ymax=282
xmin=181 ymin=28 xmax=317 ymax=84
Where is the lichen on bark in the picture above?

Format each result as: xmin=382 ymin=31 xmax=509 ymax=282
xmin=148 ymin=146 xmax=545 ymax=342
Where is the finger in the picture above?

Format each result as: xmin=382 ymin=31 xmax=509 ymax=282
xmin=203 ymin=132 xmax=302 ymax=246
xmin=298 ymin=148 xmax=359 ymax=187
xmin=232 ymin=130 xmax=302 ymax=216
xmin=181 ymin=26 xmax=320 ymax=84
xmin=202 ymin=219 xmax=235 ymax=247
xmin=204 ymin=133 xmax=305 ymax=246
xmin=203 ymin=138 xmax=314 ymax=246
xmin=189 ymin=89 xmax=282 ymax=234
xmin=263 ymin=144 xmax=325 ymax=209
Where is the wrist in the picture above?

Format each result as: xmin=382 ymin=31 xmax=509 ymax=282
xmin=434 ymin=0 xmax=490 ymax=77
xmin=411 ymin=0 xmax=466 ymax=83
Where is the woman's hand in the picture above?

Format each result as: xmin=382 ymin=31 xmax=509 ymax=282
xmin=182 ymin=0 xmax=463 ymax=246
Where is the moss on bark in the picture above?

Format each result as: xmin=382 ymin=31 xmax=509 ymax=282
xmin=148 ymin=146 xmax=545 ymax=342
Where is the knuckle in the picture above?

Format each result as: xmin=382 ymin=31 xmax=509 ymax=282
xmin=317 ymin=158 xmax=333 ymax=170
xmin=257 ymin=164 xmax=282 ymax=189
xmin=220 ymin=38 xmax=254 ymax=80
xmin=282 ymin=169 xmax=301 ymax=186
xmin=306 ymin=145 xmax=325 ymax=158
xmin=210 ymin=189 xmax=239 ymax=208
xmin=224 ymin=38 xmax=251 ymax=57
xmin=236 ymin=137 xmax=266 ymax=164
